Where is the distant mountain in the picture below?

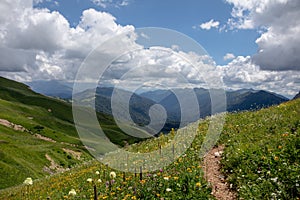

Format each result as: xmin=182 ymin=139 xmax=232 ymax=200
xmin=75 ymin=87 xmax=288 ymax=133
xmin=293 ymin=91 xmax=300 ymax=100
xmin=74 ymin=87 xmax=166 ymax=135
xmin=26 ymin=80 xmax=73 ymax=99
xmin=226 ymin=89 xmax=289 ymax=111
xmin=75 ymin=87 xmax=156 ymax=124
xmin=141 ymin=88 xmax=288 ymax=126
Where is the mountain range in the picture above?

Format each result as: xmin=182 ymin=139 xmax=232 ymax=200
xmin=74 ymin=86 xmax=289 ymax=133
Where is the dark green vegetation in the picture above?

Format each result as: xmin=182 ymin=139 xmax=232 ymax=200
xmin=1 ymin=79 xmax=299 ymax=199
xmin=0 ymin=77 xmax=141 ymax=189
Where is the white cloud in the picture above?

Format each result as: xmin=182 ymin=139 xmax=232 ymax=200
xmin=223 ymin=53 xmax=235 ymax=61
xmin=225 ymin=0 xmax=300 ymax=71
xmin=0 ymin=0 xmax=135 ymax=81
xmin=91 ymin=0 xmax=131 ymax=8
xmin=219 ymin=56 xmax=299 ymax=98
xmin=199 ymin=19 xmax=220 ymax=30
xmin=0 ymin=0 xmax=298 ymax=98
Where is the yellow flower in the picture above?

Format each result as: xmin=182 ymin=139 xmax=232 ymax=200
xmin=131 ymin=196 xmax=137 ymax=200
xmin=23 ymin=177 xmax=33 ymax=186
xmin=196 ymin=182 xmax=201 ymax=187
xmin=274 ymin=156 xmax=279 ymax=161
xmin=173 ymin=177 xmax=179 ymax=180
xmin=278 ymin=146 xmax=282 ymax=149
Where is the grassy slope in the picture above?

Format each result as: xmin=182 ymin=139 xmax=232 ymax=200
xmin=1 ymin=98 xmax=298 ymax=199
xmin=0 ymin=77 xmax=141 ymax=190
xmin=219 ymin=98 xmax=300 ymax=199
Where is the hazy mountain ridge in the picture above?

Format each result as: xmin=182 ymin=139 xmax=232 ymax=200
xmin=26 ymin=80 xmax=73 ymax=99
xmin=293 ymin=91 xmax=300 ymax=99
xmin=74 ymin=86 xmax=289 ymax=133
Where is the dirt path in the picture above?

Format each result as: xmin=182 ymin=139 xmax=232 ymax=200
xmin=203 ymin=145 xmax=236 ymax=200
xmin=0 ymin=118 xmax=26 ymax=131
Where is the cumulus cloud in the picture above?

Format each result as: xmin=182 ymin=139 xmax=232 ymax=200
xmin=226 ymin=0 xmax=300 ymax=71
xmin=223 ymin=53 xmax=235 ymax=61
xmin=199 ymin=19 xmax=220 ymax=30
xmin=0 ymin=0 xmax=135 ymax=81
xmin=219 ymin=56 xmax=299 ymax=98
xmin=0 ymin=0 xmax=298 ymax=98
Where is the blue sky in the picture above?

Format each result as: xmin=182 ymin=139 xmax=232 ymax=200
xmin=35 ymin=0 xmax=260 ymax=65
xmin=0 ymin=0 xmax=299 ymax=98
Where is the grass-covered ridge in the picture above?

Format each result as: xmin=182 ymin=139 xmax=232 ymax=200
xmin=0 ymin=76 xmax=142 ymax=190
xmin=1 ymin=95 xmax=298 ymax=199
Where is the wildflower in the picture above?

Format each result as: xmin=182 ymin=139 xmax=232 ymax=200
xmin=196 ymin=182 xmax=201 ymax=187
xmin=278 ymin=145 xmax=282 ymax=149
xmin=214 ymin=152 xmax=221 ymax=157
xmin=68 ymin=189 xmax=76 ymax=196
xmin=166 ymin=188 xmax=172 ymax=192
xmin=87 ymin=178 xmax=93 ymax=183
xmin=97 ymin=179 xmax=102 ymax=183
xmin=96 ymin=171 xmax=100 ymax=175
xmin=163 ymin=177 xmax=169 ymax=181
xmin=23 ymin=177 xmax=33 ymax=186
xmin=110 ymin=171 xmax=116 ymax=179
xmin=274 ymin=156 xmax=279 ymax=161
xmin=271 ymin=177 xmax=278 ymax=182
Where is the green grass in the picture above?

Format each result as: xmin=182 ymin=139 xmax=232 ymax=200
xmin=219 ymin=99 xmax=300 ymax=199
xmin=0 ymin=77 xmax=145 ymax=190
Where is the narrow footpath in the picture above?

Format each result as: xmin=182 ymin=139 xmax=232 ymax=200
xmin=203 ymin=145 xmax=237 ymax=200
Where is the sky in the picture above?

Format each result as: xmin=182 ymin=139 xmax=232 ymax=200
xmin=0 ymin=0 xmax=299 ymax=98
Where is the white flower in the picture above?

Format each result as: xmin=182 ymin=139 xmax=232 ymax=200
xmin=96 ymin=171 xmax=100 ymax=175
xmin=97 ymin=179 xmax=102 ymax=183
xmin=214 ymin=152 xmax=221 ymax=157
xmin=163 ymin=177 xmax=169 ymax=181
xmin=68 ymin=189 xmax=76 ymax=196
xmin=271 ymin=177 xmax=278 ymax=182
xmin=110 ymin=171 xmax=116 ymax=179
xmin=23 ymin=177 xmax=33 ymax=186
xmin=166 ymin=188 xmax=172 ymax=192
xmin=87 ymin=178 xmax=93 ymax=183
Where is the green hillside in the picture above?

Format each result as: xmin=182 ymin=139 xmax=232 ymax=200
xmin=0 ymin=77 xmax=141 ymax=190
xmin=1 ymin=89 xmax=298 ymax=199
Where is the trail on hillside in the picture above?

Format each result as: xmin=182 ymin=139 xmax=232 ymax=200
xmin=203 ymin=145 xmax=236 ymax=200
